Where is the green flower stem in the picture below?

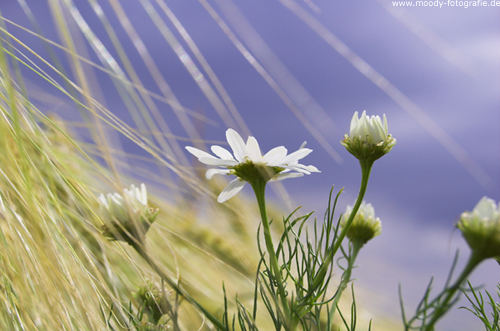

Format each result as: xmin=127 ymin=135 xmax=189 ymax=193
xmin=423 ymin=252 xmax=483 ymax=331
xmin=328 ymin=241 xmax=362 ymax=323
xmin=250 ymin=179 xmax=293 ymax=329
xmin=134 ymin=244 xmax=225 ymax=330
xmin=310 ymin=160 xmax=373 ymax=291
xmin=331 ymin=160 xmax=372 ymax=257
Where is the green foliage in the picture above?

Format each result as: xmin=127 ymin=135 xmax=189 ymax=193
xmin=218 ymin=188 xmax=370 ymax=331
xmin=462 ymin=282 xmax=500 ymax=331
xmin=400 ymin=251 xmax=484 ymax=331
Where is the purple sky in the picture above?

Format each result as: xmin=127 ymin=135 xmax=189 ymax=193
xmin=1 ymin=1 xmax=499 ymax=329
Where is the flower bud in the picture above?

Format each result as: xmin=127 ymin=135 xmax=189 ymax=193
xmin=341 ymin=111 xmax=396 ymax=162
xmin=98 ymin=183 xmax=158 ymax=247
xmin=341 ymin=201 xmax=382 ymax=245
xmin=457 ymin=197 xmax=500 ymax=259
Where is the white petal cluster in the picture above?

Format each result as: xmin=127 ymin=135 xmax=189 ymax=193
xmin=342 ymin=111 xmax=396 ymax=162
xmin=98 ymin=183 xmax=149 ymax=221
xmin=349 ymin=111 xmax=389 ymax=144
xmin=458 ymin=196 xmax=500 ymax=259
xmin=344 ymin=201 xmax=378 ymax=222
xmin=461 ymin=197 xmax=500 ymax=223
xmin=186 ymin=128 xmax=320 ymax=203
xmin=98 ymin=183 xmax=157 ymax=245
xmin=342 ymin=201 xmax=382 ymax=244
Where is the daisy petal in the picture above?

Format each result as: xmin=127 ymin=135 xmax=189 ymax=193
xmin=287 ymin=163 xmax=320 ymax=174
xmin=286 ymin=166 xmax=311 ymax=175
xmin=299 ymin=164 xmax=320 ymax=173
xmin=246 ymin=136 xmax=262 ymax=162
xmin=206 ymin=168 xmax=231 ymax=179
xmin=350 ymin=111 xmax=359 ymax=134
xmin=226 ymin=129 xmax=246 ymax=162
xmin=272 ymin=172 xmax=304 ymax=181
xmin=474 ymin=197 xmax=497 ymax=219
xmin=211 ymin=145 xmax=235 ymax=161
xmin=283 ymin=148 xmax=313 ymax=164
xmin=198 ymin=157 xmax=237 ymax=166
xmin=263 ymin=146 xmax=287 ymax=165
xmin=186 ymin=146 xmax=217 ymax=160
xmin=217 ymin=179 xmax=246 ymax=203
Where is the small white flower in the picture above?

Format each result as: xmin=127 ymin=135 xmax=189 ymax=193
xmin=342 ymin=201 xmax=382 ymax=244
xmin=461 ymin=197 xmax=500 ymax=223
xmin=342 ymin=111 xmax=396 ymax=162
xmin=99 ymin=183 xmax=148 ymax=221
xmin=98 ymin=183 xmax=157 ymax=245
xmin=186 ymin=128 xmax=320 ymax=203
xmin=458 ymin=197 xmax=500 ymax=259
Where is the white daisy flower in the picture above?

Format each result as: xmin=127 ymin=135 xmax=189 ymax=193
xmin=342 ymin=111 xmax=396 ymax=162
xmin=458 ymin=197 xmax=500 ymax=259
xmin=99 ymin=184 xmax=148 ymax=221
xmin=98 ymin=183 xmax=158 ymax=245
xmin=186 ymin=128 xmax=320 ymax=203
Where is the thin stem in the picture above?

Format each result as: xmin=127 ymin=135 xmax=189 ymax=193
xmin=134 ymin=244 xmax=225 ymax=330
xmin=328 ymin=241 xmax=362 ymax=323
xmin=309 ymin=160 xmax=373 ymax=291
xmin=251 ymin=180 xmax=293 ymax=330
xmin=330 ymin=160 xmax=372 ymax=257
xmin=423 ymin=252 xmax=483 ymax=331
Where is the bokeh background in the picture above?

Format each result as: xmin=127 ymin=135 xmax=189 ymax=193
xmin=0 ymin=1 xmax=499 ymax=329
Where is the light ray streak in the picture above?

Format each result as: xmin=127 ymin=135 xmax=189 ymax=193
xmin=155 ymin=0 xmax=251 ymax=137
xmin=279 ymin=0 xmax=492 ymax=188
xmin=107 ymin=0 xmax=203 ymax=158
xmin=199 ymin=0 xmax=343 ymax=165
xmin=139 ymin=0 xmax=241 ymax=134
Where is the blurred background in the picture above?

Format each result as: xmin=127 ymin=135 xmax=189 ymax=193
xmin=0 ymin=0 xmax=498 ymax=329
